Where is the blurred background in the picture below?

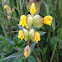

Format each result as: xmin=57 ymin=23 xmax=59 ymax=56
xmin=0 ymin=0 xmax=62 ymax=62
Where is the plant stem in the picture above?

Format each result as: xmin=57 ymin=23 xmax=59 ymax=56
xmin=26 ymin=27 xmax=31 ymax=62
xmin=28 ymin=39 xmax=30 ymax=47
xmin=37 ymin=44 xmax=41 ymax=61
xmin=33 ymin=50 xmax=41 ymax=62
xmin=1 ymin=24 xmax=7 ymax=38
xmin=50 ymin=42 xmax=57 ymax=62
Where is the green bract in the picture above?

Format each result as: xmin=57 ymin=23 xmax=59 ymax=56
xmin=26 ymin=14 xmax=33 ymax=28
xmin=29 ymin=29 xmax=34 ymax=41
xmin=33 ymin=15 xmax=44 ymax=28
xmin=23 ymin=28 xmax=35 ymax=41
xmin=23 ymin=28 xmax=29 ymax=41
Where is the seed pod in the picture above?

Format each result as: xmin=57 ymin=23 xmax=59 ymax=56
xmin=24 ymin=45 xmax=31 ymax=58
xmin=33 ymin=15 xmax=43 ymax=28
xmin=29 ymin=29 xmax=34 ymax=41
xmin=23 ymin=28 xmax=29 ymax=41
xmin=26 ymin=14 xmax=33 ymax=28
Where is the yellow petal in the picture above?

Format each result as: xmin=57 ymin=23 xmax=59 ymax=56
xmin=34 ymin=32 xmax=40 ymax=43
xmin=8 ymin=7 xmax=11 ymax=10
xmin=19 ymin=15 xmax=27 ymax=28
xmin=36 ymin=40 xmax=38 ymax=43
xmin=43 ymin=19 xmax=52 ymax=26
xmin=43 ymin=15 xmax=53 ymax=26
xmin=18 ymin=30 xmax=24 ymax=40
xmin=24 ymin=51 xmax=28 ymax=58
xmin=44 ymin=15 xmax=53 ymax=21
xmin=18 ymin=35 xmax=21 ymax=39
xmin=20 ymin=15 xmax=26 ymax=21
xmin=30 ymin=3 xmax=36 ymax=15
xmin=4 ymin=5 xmax=8 ymax=9
xmin=19 ymin=21 xmax=22 ymax=25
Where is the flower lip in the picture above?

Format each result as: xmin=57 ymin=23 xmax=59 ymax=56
xmin=19 ymin=15 xmax=27 ymax=28
xmin=34 ymin=32 xmax=41 ymax=43
xmin=30 ymin=3 xmax=36 ymax=15
xmin=43 ymin=15 xmax=53 ymax=26
xmin=18 ymin=30 xmax=24 ymax=40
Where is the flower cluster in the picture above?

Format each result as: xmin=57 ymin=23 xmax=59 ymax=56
xmin=18 ymin=3 xmax=53 ymax=58
xmin=4 ymin=5 xmax=15 ymax=20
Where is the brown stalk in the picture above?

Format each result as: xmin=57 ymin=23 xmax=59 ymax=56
xmin=26 ymin=27 xmax=31 ymax=62
xmin=26 ymin=58 xmax=28 ymax=62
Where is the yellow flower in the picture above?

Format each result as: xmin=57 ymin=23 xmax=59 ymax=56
xmin=30 ymin=3 xmax=36 ymax=15
xmin=7 ymin=16 xmax=11 ymax=20
xmin=7 ymin=11 xmax=10 ymax=14
xmin=43 ymin=15 xmax=53 ymax=26
xmin=18 ymin=30 xmax=24 ymax=40
xmin=12 ymin=8 xmax=15 ymax=12
xmin=8 ymin=7 xmax=11 ymax=10
xmin=19 ymin=15 xmax=26 ymax=28
xmin=19 ymin=20 xmax=26 ymax=28
xmin=34 ymin=32 xmax=41 ymax=43
xmin=20 ymin=15 xmax=26 ymax=21
xmin=4 ymin=5 xmax=8 ymax=9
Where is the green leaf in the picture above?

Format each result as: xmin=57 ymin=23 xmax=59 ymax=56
xmin=0 ymin=43 xmax=5 ymax=51
xmin=37 ymin=31 xmax=46 ymax=36
xmin=0 ymin=35 xmax=14 ymax=46
xmin=2 ymin=51 xmax=24 ymax=61
xmin=30 ymin=41 xmax=36 ymax=52
xmin=7 ymin=45 xmax=13 ymax=53
xmin=28 ymin=56 xmax=36 ymax=62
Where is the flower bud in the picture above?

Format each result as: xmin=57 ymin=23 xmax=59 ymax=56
xmin=29 ymin=29 xmax=34 ymax=41
xmin=4 ymin=5 xmax=8 ymax=9
xmin=24 ymin=45 xmax=31 ymax=58
xmin=30 ymin=3 xmax=36 ymax=15
xmin=8 ymin=7 xmax=11 ymax=10
xmin=33 ymin=15 xmax=43 ymax=28
xmin=12 ymin=8 xmax=15 ymax=12
xmin=26 ymin=14 xmax=33 ymax=28
xmin=7 ymin=10 xmax=12 ymax=14
xmin=7 ymin=16 xmax=11 ymax=20
xmin=23 ymin=28 xmax=29 ymax=41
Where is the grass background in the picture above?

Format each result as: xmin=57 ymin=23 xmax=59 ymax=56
xmin=0 ymin=0 xmax=62 ymax=62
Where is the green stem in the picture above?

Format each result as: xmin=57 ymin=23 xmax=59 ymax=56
xmin=37 ymin=44 xmax=41 ymax=62
xmin=1 ymin=24 xmax=7 ymax=38
xmin=50 ymin=42 xmax=57 ymax=62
